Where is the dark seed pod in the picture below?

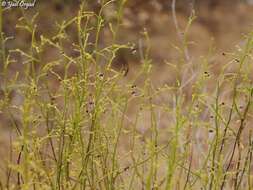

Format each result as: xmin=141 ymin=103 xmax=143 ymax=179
xmin=99 ymin=73 xmax=104 ymax=78
xmin=131 ymin=84 xmax=137 ymax=89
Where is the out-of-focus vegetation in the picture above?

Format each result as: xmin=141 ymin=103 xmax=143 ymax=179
xmin=0 ymin=0 xmax=253 ymax=189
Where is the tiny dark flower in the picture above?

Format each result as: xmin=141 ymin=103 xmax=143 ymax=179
xmin=99 ymin=73 xmax=104 ymax=78
xmin=131 ymin=84 xmax=137 ymax=89
xmin=123 ymin=166 xmax=130 ymax=171
xmin=204 ymin=71 xmax=210 ymax=77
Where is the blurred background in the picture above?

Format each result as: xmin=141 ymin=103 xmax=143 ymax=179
xmin=1 ymin=0 xmax=253 ymax=74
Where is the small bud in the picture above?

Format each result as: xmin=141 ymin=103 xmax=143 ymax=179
xmin=123 ymin=166 xmax=130 ymax=171
xmin=204 ymin=71 xmax=210 ymax=77
xmin=99 ymin=73 xmax=104 ymax=78
xmin=131 ymin=84 xmax=137 ymax=89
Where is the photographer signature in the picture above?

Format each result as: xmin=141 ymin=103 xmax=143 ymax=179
xmin=1 ymin=0 xmax=36 ymax=9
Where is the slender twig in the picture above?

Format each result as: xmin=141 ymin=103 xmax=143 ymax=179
xmin=220 ymin=88 xmax=253 ymax=190
xmin=171 ymin=0 xmax=190 ymax=62
xmin=183 ymin=147 xmax=193 ymax=190
xmin=236 ymin=131 xmax=253 ymax=189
